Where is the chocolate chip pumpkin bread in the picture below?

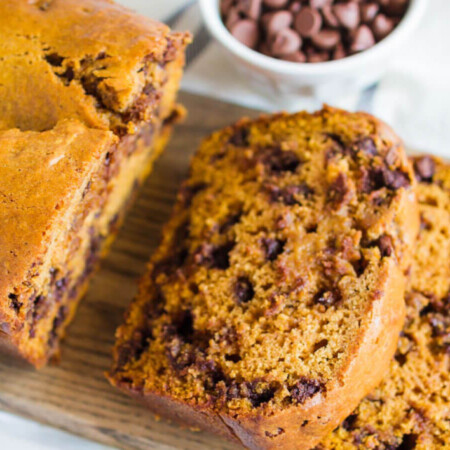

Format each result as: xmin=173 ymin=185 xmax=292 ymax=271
xmin=109 ymin=107 xmax=419 ymax=449
xmin=0 ymin=0 xmax=190 ymax=367
xmin=318 ymin=156 xmax=450 ymax=450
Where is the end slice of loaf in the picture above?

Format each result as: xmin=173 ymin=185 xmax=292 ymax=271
xmin=318 ymin=156 xmax=450 ymax=450
xmin=109 ymin=107 xmax=419 ymax=449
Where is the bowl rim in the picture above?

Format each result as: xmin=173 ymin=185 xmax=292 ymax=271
xmin=199 ymin=0 xmax=427 ymax=75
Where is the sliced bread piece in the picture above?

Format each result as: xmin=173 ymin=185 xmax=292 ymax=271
xmin=109 ymin=108 xmax=419 ymax=449
xmin=318 ymin=156 xmax=450 ymax=450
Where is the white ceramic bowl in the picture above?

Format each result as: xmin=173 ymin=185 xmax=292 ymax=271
xmin=199 ymin=0 xmax=427 ymax=108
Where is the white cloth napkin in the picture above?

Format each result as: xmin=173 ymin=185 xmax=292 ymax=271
xmin=1 ymin=1 xmax=449 ymax=449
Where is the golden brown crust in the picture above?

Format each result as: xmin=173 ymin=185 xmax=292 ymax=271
xmin=109 ymin=107 xmax=420 ymax=449
xmin=0 ymin=0 xmax=190 ymax=132
xmin=0 ymin=0 xmax=189 ymax=366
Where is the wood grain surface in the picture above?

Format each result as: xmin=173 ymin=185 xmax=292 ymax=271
xmin=0 ymin=93 xmax=262 ymax=450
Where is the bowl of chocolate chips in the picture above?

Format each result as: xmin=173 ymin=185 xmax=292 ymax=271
xmin=199 ymin=0 xmax=426 ymax=106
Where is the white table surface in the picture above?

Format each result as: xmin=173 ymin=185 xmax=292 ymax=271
xmin=1 ymin=0 xmax=449 ymax=449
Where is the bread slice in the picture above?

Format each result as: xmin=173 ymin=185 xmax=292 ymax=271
xmin=109 ymin=107 xmax=419 ymax=449
xmin=0 ymin=0 xmax=190 ymax=366
xmin=318 ymin=156 xmax=450 ymax=450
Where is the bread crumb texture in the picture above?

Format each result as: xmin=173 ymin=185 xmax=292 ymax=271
xmin=110 ymin=108 xmax=417 ymax=423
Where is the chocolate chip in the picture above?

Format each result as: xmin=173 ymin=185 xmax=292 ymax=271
xmin=295 ymin=7 xmax=322 ymax=38
xmin=195 ymin=242 xmax=235 ymax=270
xmin=372 ymin=14 xmax=394 ymax=40
xmin=341 ymin=413 xmax=358 ymax=431
xmin=381 ymin=168 xmax=410 ymax=189
xmin=350 ymin=25 xmax=376 ymax=52
xmin=354 ymin=137 xmax=377 ymax=156
xmin=334 ymin=2 xmax=360 ymax=30
xmin=289 ymin=1 xmax=302 ymax=14
xmin=361 ymin=3 xmax=380 ymax=23
xmin=230 ymin=19 xmax=260 ymax=49
xmin=377 ymin=234 xmax=394 ymax=257
xmin=311 ymin=29 xmax=340 ymax=50
xmin=44 ymin=52 xmax=64 ymax=67
xmin=263 ymin=0 xmax=288 ymax=8
xmin=235 ymin=277 xmax=255 ymax=303
xmin=314 ymin=289 xmax=341 ymax=308
xmin=270 ymin=28 xmax=302 ymax=56
xmin=321 ymin=5 xmax=338 ymax=28
xmin=263 ymin=10 xmax=293 ymax=36
xmin=267 ymin=183 xmax=312 ymax=205
xmin=262 ymin=238 xmax=285 ymax=261
xmin=307 ymin=48 xmax=329 ymax=63
xmin=229 ymin=127 xmax=250 ymax=146
xmin=8 ymin=293 xmax=22 ymax=313
xmin=225 ymin=7 xmax=241 ymax=29
xmin=328 ymin=173 xmax=351 ymax=208
xmin=414 ymin=156 xmax=435 ymax=182
xmin=242 ymin=382 xmax=276 ymax=407
xmin=309 ymin=0 xmax=328 ymax=8
xmin=265 ymin=428 xmax=285 ymax=438
xmin=237 ymin=0 xmax=262 ymax=20
xmin=290 ymin=377 xmax=323 ymax=404
xmin=263 ymin=148 xmax=300 ymax=173
xmin=281 ymin=50 xmax=306 ymax=62
xmin=333 ymin=43 xmax=346 ymax=60
xmin=397 ymin=433 xmax=418 ymax=450
xmin=394 ymin=351 xmax=408 ymax=367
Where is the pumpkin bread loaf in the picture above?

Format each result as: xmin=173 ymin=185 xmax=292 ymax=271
xmin=318 ymin=156 xmax=450 ymax=450
xmin=0 ymin=0 xmax=190 ymax=366
xmin=109 ymin=108 xmax=419 ymax=449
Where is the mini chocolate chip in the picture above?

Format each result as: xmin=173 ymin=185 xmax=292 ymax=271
xmin=394 ymin=352 xmax=408 ymax=367
xmin=295 ymin=7 xmax=322 ymax=38
xmin=333 ymin=43 xmax=346 ymax=60
xmin=267 ymin=183 xmax=312 ymax=205
xmin=212 ymin=242 xmax=234 ymax=269
xmin=290 ymin=377 xmax=323 ymax=404
xmin=372 ymin=14 xmax=394 ymax=40
xmin=8 ymin=293 xmax=22 ymax=313
xmin=354 ymin=137 xmax=377 ymax=156
xmin=281 ymin=50 xmax=306 ymax=62
xmin=237 ymin=0 xmax=262 ymax=20
xmin=263 ymin=10 xmax=293 ymax=36
xmin=225 ymin=7 xmax=241 ymax=29
xmin=262 ymin=238 xmax=285 ymax=261
xmin=377 ymin=234 xmax=394 ymax=257
xmin=44 ymin=52 xmax=64 ymax=67
xmin=361 ymin=3 xmax=380 ymax=23
xmin=229 ymin=127 xmax=250 ymax=146
xmin=382 ymin=168 xmax=410 ymax=189
xmin=314 ymin=289 xmax=341 ymax=308
xmin=247 ymin=384 xmax=276 ymax=407
xmin=225 ymin=353 xmax=241 ymax=363
xmin=230 ymin=19 xmax=260 ymax=49
xmin=414 ymin=156 xmax=435 ymax=182
xmin=270 ymin=28 xmax=302 ymax=56
xmin=194 ymin=242 xmax=234 ymax=269
xmin=265 ymin=428 xmax=285 ymax=438
xmin=235 ymin=277 xmax=255 ymax=303
xmin=397 ymin=433 xmax=418 ymax=450
xmin=311 ymin=29 xmax=340 ymax=50
xmin=322 ymin=5 xmax=339 ymax=28
xmin=350 ymin=25 xmax=376 ymax=53
xmin=328 ymin=173 xmax=351 ymax=208
xmin=333 ymin=2 xmax=360 ymax=30
xmin=341 ymin=413 xmax=358 ymax=431
xmin=265 ymin=148 xmax=300 ymax=173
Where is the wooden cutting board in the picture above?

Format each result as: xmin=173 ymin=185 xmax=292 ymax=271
xmin=0 ymin=92 xmax=262 ymax=450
